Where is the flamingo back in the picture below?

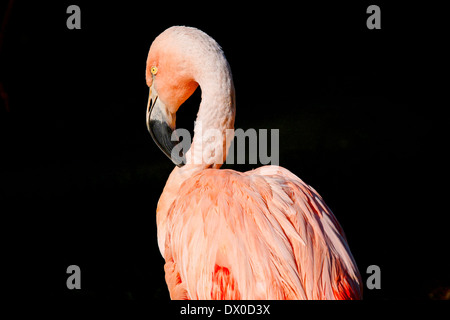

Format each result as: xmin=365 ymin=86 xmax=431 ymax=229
xmin=159 ymin=165 xmax=362 ymax=300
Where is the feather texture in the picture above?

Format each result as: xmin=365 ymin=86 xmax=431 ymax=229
xmin=159 ymin=165 xmax=362 ymax=299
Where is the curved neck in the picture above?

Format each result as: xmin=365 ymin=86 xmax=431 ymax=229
xmin=159 ymin=60 xmax=236 ymax=238
xmin=185 ymin=49 xmax=236 ymax=169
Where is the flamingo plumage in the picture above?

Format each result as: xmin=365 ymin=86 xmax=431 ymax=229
xmin=145 ymin=26 xmax=362 ymax=300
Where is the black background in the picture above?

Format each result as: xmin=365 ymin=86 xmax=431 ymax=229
xmin=0 ymin=0 xmax=448 ymax=306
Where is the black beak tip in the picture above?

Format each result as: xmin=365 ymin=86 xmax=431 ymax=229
xmin=148 ymin=119 xmax=186 ymax=167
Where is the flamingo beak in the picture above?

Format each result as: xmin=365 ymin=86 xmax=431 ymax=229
xmin=146 ymin=85 xmax=185 ymax=167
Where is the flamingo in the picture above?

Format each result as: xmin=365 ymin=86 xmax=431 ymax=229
xmin=145 ymin=26 xmax=362 ymax=300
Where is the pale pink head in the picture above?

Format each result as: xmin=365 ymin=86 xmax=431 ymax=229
xmin=146 ymin=26 xmax=235 ymax=168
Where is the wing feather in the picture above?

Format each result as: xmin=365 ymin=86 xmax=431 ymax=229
xmin=160 ymin=165 xmax=362 ymax=299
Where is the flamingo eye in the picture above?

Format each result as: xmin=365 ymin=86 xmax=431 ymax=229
xmin=151 ymin=66 xmax=158 ymax=75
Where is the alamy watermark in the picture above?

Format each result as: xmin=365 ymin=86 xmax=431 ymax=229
xmin=169 ymin=121 xmax=280 ymax=166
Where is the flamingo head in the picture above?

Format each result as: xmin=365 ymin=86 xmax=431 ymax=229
xmin=145 ymin=27 xmax=200 ymax=167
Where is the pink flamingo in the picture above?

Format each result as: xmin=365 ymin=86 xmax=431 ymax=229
xmin=146 ymin=26 xmax=362 ymax=300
